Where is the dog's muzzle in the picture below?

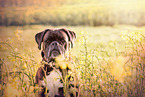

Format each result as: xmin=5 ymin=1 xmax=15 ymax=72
xmin=47 ymin=41 xmax=64 ymax=60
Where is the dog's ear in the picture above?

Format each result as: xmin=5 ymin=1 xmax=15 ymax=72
xmin=60 ymin=28 xmax=76 ymax=48
xmin=68 ymin=30 xmax=76 ymax=48
xmin=35 ymin=30 xmax=47 ymax=50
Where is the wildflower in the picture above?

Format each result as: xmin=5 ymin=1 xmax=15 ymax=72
xmin=68 ymin=71 xmax=72 ymax=75
xmin=12 ymin=59 xmax=15 ymax=62
xmin=29 ymin=86 xmax=34 ymax=92
xmin=67 ymin=62 xmax=73 ymax=69
xmin=14 ymin=28 xmax=23 ymax=40
xmin=12 ymin=68 xmax=16 ymax=72
xmin=121 ymin=31 xmax=129 ymax=43
xmin=121 ymin=31 xmax=142 ymax=43
xmin=80 ymin=31 xmax=85 ymax=35
xmin=22 ymin=63 xmax=27 ymax=69
xmin=130 ymin=32 xmax=142 ymax=41
xmin=79 ymin=61 xmax=84 ymax=65
xmin=70 ymin=77 xmax=73 ymax=81
xmin=109 ymin=41 xmax=114 ymax=46
xmin=77 ymin=66 xmax=81 ymax=69
xmin=60 ymin=63 xmax=67 ymax=69
xmin=88 ymin=55 xmax=91 ymax=59
xmin=127 ymin=71 xmax=131 ymax=76
xmin=110 ymin=56 xmax=126 ymax=82
xmin=55 ymin=56 xmax=68 ymax=69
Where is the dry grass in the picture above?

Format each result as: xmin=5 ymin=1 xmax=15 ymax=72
xmin=0 ymin=25 xmax=145 ymax=96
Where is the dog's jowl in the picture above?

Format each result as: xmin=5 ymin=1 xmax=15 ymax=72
xmin=35 ymin=28 xmax=76 ymax=97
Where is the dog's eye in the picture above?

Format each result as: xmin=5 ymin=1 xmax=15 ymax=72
xmin=59 ymin=39 xmax=65 ymax=44
xmin=45 ymin=40 xmax=50 ymax=43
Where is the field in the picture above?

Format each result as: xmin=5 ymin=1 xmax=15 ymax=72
xmin=0 ymin=25 xmax=145 ymax=97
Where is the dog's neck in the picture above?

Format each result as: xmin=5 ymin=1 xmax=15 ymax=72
xmin=41 ymin=49 xmax=70 ymax=63
xmin=41 ymin=60 xmax=58 ymax=68
xmin=41 ymin=56 xmax=71 ymax=71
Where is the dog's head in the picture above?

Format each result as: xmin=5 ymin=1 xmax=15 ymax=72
xmin=35 ymin=28 xmax=76 ymax=62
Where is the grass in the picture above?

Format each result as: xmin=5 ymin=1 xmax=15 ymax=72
xmin=0 ymin=25 xmax=145 ymax=97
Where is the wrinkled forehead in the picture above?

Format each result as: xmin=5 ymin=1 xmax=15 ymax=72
xmin=43 ymin=30 xmax=68 ymax=41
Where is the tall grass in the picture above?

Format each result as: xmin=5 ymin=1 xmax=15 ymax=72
xmin=0 ymin=26 xmax=145 ymax=96
xmin=72 ymin=31 xmax=145 ymax=96
xmin=0 ymin=30 xmax=40 ymax=96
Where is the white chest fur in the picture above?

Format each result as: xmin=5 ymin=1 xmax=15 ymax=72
xmin=41 ymin=69 xmax=63 ymax=97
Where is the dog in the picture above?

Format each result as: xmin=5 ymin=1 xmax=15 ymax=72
xmin=35 ymin=28 xmax=76 ymax=97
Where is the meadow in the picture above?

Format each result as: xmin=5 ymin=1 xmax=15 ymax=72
xmin=0 ymin=25 xmax=145 ymax=97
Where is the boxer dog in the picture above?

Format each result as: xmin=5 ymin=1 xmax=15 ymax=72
xmin=35 ymin=28 xmax=76 ymax=97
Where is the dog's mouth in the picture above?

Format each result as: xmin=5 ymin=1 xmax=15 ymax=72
xmin=45 ymin=44 xmax=65 ymax=62
xmin=50 ymin=49 xmax=60 ymax=58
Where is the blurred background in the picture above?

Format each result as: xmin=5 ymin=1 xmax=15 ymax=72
xmin=0 ymin=0 xmax=145 ymax=26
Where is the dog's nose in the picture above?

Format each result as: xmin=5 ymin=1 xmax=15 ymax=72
xmin=51 ymin=41 xmax=58 ymax=46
